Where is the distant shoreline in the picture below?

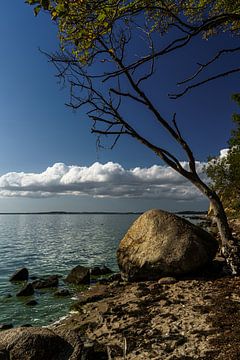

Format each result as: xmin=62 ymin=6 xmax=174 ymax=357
xmin=0 ymin=210 xmax=207 ymax=215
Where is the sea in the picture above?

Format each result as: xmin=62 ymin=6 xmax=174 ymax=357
xmin=0 ymin=212 xmax=205 ymax=327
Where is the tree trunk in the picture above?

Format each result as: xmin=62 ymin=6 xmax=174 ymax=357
xmin=189 ymin=173 xmax=240 ymax=274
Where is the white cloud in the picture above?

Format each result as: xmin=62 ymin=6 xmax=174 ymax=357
xmin=0 ymin=159 xmax=209 ymax=202
xmin=219 ymin=148 xmax=229 ymax=158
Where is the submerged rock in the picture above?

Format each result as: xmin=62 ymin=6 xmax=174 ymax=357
xmin=54 ymin=289 xmax=70 ymax=297
xmin=9 ymin=268 xmax=28 ymax=282
xmin=26 ymin=300 xmax=38 ymax=306
xmin=117 ymin=209 xmax=218 ymax=281
xmin=32 ymin=275 xmax=59 ymax=289
xmin=65 ymin=265 xmax=90 ymax=285
xmin=16 ymin=284 xmax=34 ymax=297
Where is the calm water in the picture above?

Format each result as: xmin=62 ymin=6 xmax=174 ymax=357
xmin=0 ymin=214 xmax=138 ymax=327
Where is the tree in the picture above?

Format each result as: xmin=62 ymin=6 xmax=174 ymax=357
xmin=25 ymin=0 xmax=240 ymax=274
xmin=206 ymin=94 xmax=240 ymax=216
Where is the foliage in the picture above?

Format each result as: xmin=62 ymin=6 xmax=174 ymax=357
xmin=25 ymin=0 xmax=240 ymax=64
xmin=206 ymin=95 xmax=240 ymax=215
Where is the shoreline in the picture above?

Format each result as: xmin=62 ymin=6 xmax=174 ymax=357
xmin=1 ymin=216 xmax=240 ymax=359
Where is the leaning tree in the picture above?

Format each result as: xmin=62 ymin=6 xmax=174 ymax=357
xmin=26 ymin=0 xmax=240 ymax=273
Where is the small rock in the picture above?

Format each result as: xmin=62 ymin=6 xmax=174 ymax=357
xmin=26 ymin=300 xmax=38 ymax=306
xmin=16 ymin=283 xmax=34 ymax=297
xmin=81 ymin=341 xmax=108 ymax=360
xmin=0 ymin=348 xmax=9 ymax=360
xmin=54 ymin=289 xmax=70 ymax=297
xmin=9 ymin=268 xmax=28 ymax=282
xmin=0 ymin=324 xmax=13 ymax=331
xmin=65 ymin=265 xmax=90 ymax=285
xmin=20 ymin=324 xmax=32 ymax=328
xmin=158 ymin=277 xmax=177 ymax=285
xmin=91 ymin=266 xmax=113 ymax=276
xmin=108 ymin=273 xmax=121 ymax=282
xmin=29 ymin=276 xmax=38 ymax=280
xmin=32 ymin=275 xmax=59 ymax=289
xmin=4 ymin=294 xmax=12 ymax=299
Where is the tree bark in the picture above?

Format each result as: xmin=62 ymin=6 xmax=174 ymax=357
xmin=187 ymin=173 xmax=240 ymax=274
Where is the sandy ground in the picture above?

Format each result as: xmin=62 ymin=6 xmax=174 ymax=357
xmin=47 ymin=219 xmax=240 ymax=359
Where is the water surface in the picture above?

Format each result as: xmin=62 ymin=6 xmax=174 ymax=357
xmin=0 ymin=214 xmax=138 ymax=326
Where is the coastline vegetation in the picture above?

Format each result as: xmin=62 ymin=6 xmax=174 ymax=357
xmin=206 ymin=94 xmax=240 ymax=218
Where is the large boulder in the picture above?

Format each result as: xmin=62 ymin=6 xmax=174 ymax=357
xmin=0 ymin=328 xmax=74 ymax=360
xmin=117 ymin=209 xmax=218 ymax=281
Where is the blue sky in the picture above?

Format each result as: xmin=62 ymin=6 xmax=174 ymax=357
xmin=0 ymin=2 xmax=239 ymax=212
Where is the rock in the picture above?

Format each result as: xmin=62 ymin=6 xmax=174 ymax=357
xmin=20 ymin=324 xmax=32 ymax=328
xmin=32 ymin=275 xmax=59 ymax=289
xmin=9 ymin=268 xmax=28 ymax=282
xmin=98 ymin=273 xmax=122 ymax=285
xmin=117 ymin=209 xmax=219 ymax=281
xmin=29 ymin=276 xmax=38 ymax=280
xmin=0 ymin=348 xmax=9 ymax=360
xmin=16 ymin=283 xmax=34 ymax=297
xmin=72 ymin=284 xmax=109 ymax=311
xmin=65 ymin=265 xmax=90 ymax=285
xmin=54 ymin=289 xmax=70 ymax=297
xmin=0 ymin=328 xmax=74 ymax=360
xmin=158 ymin=277 xmax=177 ymax=285
xmin=0 ymin=324 xmax=13 ymax=331
xmin=91 ymin=266 xmax=113 ymax=276
xmin=26 ymin=300 xmax=38 ymax=306
xmin=108 ymin=273 xmax=121 ymax=281
xmin=4 ymin=294 xmax=12 ymax=299
xmin=81 ymin=341 xmax=108 ymax=360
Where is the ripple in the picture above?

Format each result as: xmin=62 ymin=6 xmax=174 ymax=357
xmin=0 ymin=214 xmax=137 ymax=326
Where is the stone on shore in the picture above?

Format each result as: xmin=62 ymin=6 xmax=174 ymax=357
xmin=0 ymin=324 xmax=13 ymax=331
xmin=91 ymin=266 xmax=113 ymax=276
xmin=0 ymin=328 xmax=75 ymax=360
xmin=16 ymin=284 xmax=34 ymax=297
xmin=65 ymin=265 xmax=90 ymax=285
xmin=117 ymin=209 xmax=218 ymax=281
xmin=9 ymin=268 xmax=29 ymax=282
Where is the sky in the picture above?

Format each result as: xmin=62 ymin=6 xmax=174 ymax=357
xmin=0 ymin=2 xmax=239 ymax=212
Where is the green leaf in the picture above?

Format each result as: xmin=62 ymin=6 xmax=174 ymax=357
xmin=97 ymin=13 xmax=107 ymax=21
xmin=25 ymin=0 xmax=39 ymax=4
xmin=34 ymin=5 xmax=42 ymax=16
xmin=51 ymin=10 xmax=58 ymax=20
xmin=40 ymin=0 xmax=50 ymax=10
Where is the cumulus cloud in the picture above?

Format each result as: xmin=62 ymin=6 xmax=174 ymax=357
xmin=0 ymin=159 xmax=210 ymax=202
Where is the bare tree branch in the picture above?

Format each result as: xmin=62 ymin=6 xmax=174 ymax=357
xmin=170 ymin=67 xmax=240 ymax=99
xmin=177 ymin=46 xmax=240 ymax=86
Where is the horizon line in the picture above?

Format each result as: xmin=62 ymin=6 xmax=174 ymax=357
xmin=0 ymin=210 xmax=207 ymax=215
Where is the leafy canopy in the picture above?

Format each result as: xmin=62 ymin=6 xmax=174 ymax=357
xmin=25 ymin=0 xmax=240 ymax=63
